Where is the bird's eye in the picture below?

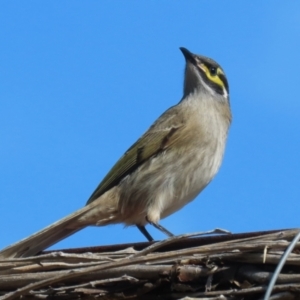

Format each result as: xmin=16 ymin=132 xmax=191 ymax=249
xmin=210 ymin=66 xmax=217 ymax=76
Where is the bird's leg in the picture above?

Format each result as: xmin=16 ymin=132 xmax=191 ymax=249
xmin=136 ymin=225 xmax=154 ymax=241
xmin=146 ymin=216 xmax=174 ymax=238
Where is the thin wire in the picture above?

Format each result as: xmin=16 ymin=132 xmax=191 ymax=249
xmin=264 ymin=229 xmax=300 ymax=300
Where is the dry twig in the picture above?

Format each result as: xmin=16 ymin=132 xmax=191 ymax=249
xmin=0 ymin=229 xmax=300 ymax=300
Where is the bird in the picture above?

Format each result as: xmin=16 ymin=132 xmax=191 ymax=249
xmin=0 ymin=47 xmax=232 ymax=258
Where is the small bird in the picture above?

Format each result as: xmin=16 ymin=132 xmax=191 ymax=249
xmin=0 ymin=47 xmax=231 ymax=258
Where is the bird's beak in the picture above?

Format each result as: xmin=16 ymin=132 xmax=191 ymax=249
xmin=180 ymin=47 xmax=196 ymax=64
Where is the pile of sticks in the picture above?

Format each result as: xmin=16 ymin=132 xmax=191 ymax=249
xmin=1 ymin=229 xmax=300 ymax=300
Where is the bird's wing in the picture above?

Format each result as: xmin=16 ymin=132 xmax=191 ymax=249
xmin=87 ymin=105 xmax=185 ymax=204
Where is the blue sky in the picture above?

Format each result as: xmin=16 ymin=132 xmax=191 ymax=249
xmin=1 ymin=2 xmax=300 ymax=251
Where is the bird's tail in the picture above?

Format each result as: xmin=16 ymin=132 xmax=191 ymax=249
xmin=0 ymin=191 xmax=120 ymax=258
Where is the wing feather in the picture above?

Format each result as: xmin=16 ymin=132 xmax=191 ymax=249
xmin=87 ymin=106 xmax=184 ymax=204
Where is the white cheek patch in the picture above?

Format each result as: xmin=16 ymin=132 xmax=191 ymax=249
xmin=222 ymin=87 xmax=228 ymax=99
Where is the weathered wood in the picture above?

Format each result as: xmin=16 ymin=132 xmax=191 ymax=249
xmin=1 ymin=229 xmax=300 ymax=300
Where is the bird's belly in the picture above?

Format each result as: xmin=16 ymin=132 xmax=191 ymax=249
xmin=119 ymin=141 xmax=224 ymax=226
xmin=159 ymin=152 xmax=218 ymax=219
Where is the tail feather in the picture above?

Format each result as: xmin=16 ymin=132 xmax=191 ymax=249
xmin=0 ymin=191 xmax=116 ymax=259
xmin=0 ymin=204 xmax=96 ymax=258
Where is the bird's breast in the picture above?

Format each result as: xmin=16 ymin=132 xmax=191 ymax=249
xmin=119 ymin=97 xmax=231 ymax=225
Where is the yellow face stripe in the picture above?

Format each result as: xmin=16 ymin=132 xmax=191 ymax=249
xmin=199 ymin=63 xmax=226 ymax=90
